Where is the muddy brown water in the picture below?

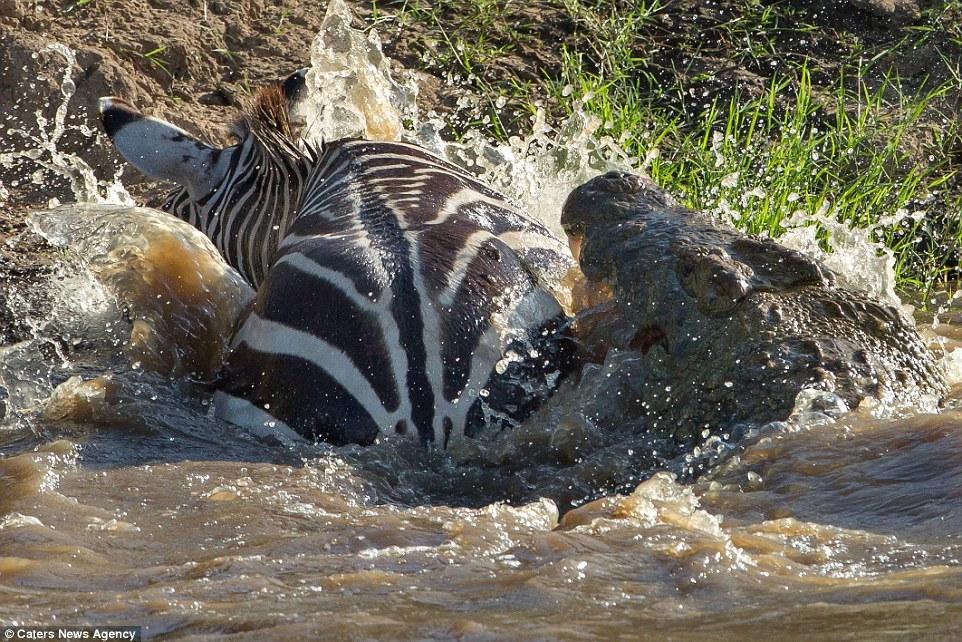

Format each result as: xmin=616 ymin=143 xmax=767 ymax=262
xmin=1 ymin=204 xmax=961 ymax=640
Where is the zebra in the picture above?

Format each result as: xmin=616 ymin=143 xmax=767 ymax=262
xmin=99 ymin=69 xmax=578 ymax=447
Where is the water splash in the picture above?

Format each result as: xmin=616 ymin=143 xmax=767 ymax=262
xmin=560 ymin=471 xmax=754 ymax=571
xmin=779 ymin=206 xmax=907 ymax=312
xmin=0 ymin=42 xmax=138 ymax=429
xmin=0 ymin=264 xmax=121 ymax=428
xmin=419 ymin=106 xmax=634 ymax=235
xmin=29 ymin=204 xmax=254 ymax=380
xmin=776 ymin=207 xmax=962 ymax=384
xmin=0 ymin=43 xmax=131 ymax=206
xmin=299 ymin=0 xmax=419 ymax=144
xmin=302 ymin=0 xmax=634 ymax=236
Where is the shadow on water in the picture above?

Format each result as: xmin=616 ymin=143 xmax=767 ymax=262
xmin=0 ymin=342 xmax=640 ymax=513
xmin=0 ymin=324 xmax=692 ymax=513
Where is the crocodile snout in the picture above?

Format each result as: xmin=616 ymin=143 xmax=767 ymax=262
xmin=586 ymin=171 xmax=644 ymax=195
xmin=561 ymin=171 xmax=643 ymax=238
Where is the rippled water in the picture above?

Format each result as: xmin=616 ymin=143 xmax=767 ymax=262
xmin=3 ymin=1 xmax=962 ymax=638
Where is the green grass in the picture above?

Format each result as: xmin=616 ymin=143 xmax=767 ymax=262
xmin=551 ymin=56 xmax=958 ymax=292
xmin=139 ymin=46 xmax=171 ymax=76
xmin=385 ymin=0 xmax=543 ymax=140
xmin=543 ymin=0 xmax=961 ymax=297
xmin=374 ymin=0 xmax=962 ymax=298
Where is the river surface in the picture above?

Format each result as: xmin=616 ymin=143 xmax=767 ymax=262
xmin=2 ymin=2 xmax=962 ymax=639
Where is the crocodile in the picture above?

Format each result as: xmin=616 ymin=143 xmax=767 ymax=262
xmin=560 ymin=171 xmax=947 ymax=445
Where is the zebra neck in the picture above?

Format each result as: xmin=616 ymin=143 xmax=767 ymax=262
xmin=169 ymin=137 xmax=312 ymax=287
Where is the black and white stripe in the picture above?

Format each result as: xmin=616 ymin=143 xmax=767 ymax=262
xmin=101 ymin=81 xmax=576 ymax=447
xmin=215 ymin=139 xmax=574 ymax=445
xmin=165 ymin=128 xmax=309 ymax=287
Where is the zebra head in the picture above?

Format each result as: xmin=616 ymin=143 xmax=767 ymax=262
xmin=100 ymin=70 xmax=312 ymax=286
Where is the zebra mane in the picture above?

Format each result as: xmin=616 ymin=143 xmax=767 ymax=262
xmin=230 ymin=83 xmax=318 ymax=162
xmin=248 ymin=85 xmax=297 ymax=141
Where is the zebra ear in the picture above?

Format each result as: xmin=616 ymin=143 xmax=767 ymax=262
xmin=281 ymin=68 xmax=308 ymax=102
xmin=99 ymin=97 xmax=228 ymax=200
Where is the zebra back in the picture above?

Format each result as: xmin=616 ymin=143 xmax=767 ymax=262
xmin=100 ymin=74 xmax=577 ymax=447
xmin=216 ymin=138 xmax=576 ymax=446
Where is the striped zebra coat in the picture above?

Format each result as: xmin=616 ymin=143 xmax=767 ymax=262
xmin=100 ymin=70 xmax=577 ymax=447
